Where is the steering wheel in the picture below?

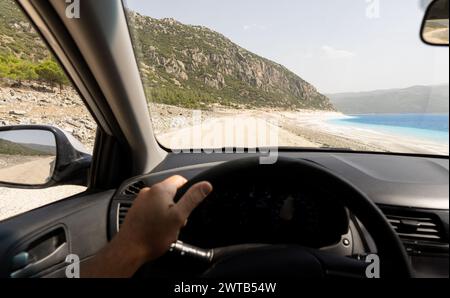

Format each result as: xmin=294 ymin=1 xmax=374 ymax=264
xmin=170 ymin=157 xmax=412 ymax=278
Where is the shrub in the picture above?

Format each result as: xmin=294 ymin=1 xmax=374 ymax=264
xmin=34 ymin=59 xmax=68 ymax=90
xmin=0 ymin=54 xmax=37 ymax=84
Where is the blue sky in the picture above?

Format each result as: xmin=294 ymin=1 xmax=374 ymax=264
xmin=125 ymin=0 xmax=449 ymax=93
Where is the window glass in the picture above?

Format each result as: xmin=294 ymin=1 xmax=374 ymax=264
xmin=125 ymin=0 xmax=449 ymax=155
xmin=0 ymin=0 xmax=97 ymax=221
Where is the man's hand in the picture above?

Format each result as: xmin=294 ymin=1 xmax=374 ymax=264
xmin=119 ymin=175 xmax=212 ymax=261
xmin=82 ymin=176 xmax=212 ymax=278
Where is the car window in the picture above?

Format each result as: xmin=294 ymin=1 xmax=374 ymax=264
xmin=0 ymin=0 xmax=97 ymax=221
xmin=125 ymin=0 xmax=448 ymax=156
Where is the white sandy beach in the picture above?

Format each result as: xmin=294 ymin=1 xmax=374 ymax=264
xmin=152 ymin=104 xmax=449 ymax=155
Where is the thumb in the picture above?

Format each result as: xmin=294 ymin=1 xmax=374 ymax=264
xmin=174 ymin=181 xmax=213 ymax=220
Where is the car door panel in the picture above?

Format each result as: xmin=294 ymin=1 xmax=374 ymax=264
xmin=0 ymin=190 xmax=114 ymax=278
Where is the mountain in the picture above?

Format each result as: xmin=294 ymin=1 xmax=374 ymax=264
xmin=0 ymin=138 xmax=54 ymax=156
xmin=0 ymin=0 xmax=333 ymax=110
xmin=0 ymin=0 xmax=68 ymax=88
xmin=20 ymin=143 xmax=56 ymax=155
xmin=328 ymin=84 xmax=449 ymax=114
xmin=127 ymin=12 xmax=334 ymax=110
xmin=0 ymin=0 xmax=48 ymax=61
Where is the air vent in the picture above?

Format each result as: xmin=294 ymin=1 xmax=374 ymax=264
xmin=117 ymin=202 xmax=133 ymax=230
xmin=385 ymin=213 xmax=444 ymax=243
xmin=123 ymin=181 xmax=146 ymax=196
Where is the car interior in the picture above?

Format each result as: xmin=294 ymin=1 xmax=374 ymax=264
xmin=0 ymin=0 xmax=448 ymax=279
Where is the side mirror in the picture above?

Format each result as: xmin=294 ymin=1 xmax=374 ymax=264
xmin=0 ymin=125 xmax=92 ymax=189
xmin=421 ymin=0 xmax=449 ymax=46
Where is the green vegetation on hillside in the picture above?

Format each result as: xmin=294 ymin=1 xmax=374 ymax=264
xmin=0 ymin=55 xmax=68 ymax=88
xmin=1 ymin=0 xmax=333 ymax=110
xmin=127 ymin=12 xmax=335 ymax=110
xmin=0 ymin=139 xmax=53 ymax=156
xmin=0 ymin=0 xmax=47 ymax=60
xmin=33 ymin=59 xmax=69 ymax=89
xmin=0 ymin=0 xmax=69 ymax=89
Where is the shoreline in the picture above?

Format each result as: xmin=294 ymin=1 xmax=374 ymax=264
xmin=152 ymin=104 xmax=449 ymax=155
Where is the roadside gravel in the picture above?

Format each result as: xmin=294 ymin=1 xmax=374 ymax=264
xmin=0 ymin=185 xmax=86 ymax=221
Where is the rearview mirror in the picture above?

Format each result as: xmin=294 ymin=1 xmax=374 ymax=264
xmin=0 ymin=126 xmax=92 ymax=189
xmin=421 ymin=0 xmax=449 ymax=46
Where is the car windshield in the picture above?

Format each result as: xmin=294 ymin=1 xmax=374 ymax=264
xmin=124 ymin=0 xmax=449 ymax=155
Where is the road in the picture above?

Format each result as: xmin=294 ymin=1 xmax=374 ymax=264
xmin=0 ymin=156 xmax=55 ymax=185
xmin=0 ymin=156 xmax=86 ymax=221
xmin=423 ymin=19 xmax=449 ymax=44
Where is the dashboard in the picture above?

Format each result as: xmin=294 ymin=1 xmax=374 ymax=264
xmin=110 ymin=152 xmax=449 ymax=278
xmin=1 ymin=151 xmax=446 ymax=278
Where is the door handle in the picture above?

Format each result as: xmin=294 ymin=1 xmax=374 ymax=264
xmin=10 ymin=242 xmax=69 ymax=278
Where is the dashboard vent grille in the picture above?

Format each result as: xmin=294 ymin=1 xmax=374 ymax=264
xmin=123 ymin=181 xmax=146 ymax=196
xmin=117 ymin=202 xmax=133 ymax=229
xmin=385 ymin=213 xmax=444 ymax=243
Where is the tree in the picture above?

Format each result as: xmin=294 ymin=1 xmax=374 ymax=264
xmin=0 ymin=54 xmax=37 ymax=85
xmin=34 ymin=59 xmax=68 ymax=92
xmin=7 ymin=59 xmax=37 ymax=83
xmin=0 ymin=62 xmax=8 ymax=78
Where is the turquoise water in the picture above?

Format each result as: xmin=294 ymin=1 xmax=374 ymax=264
xmin=329 ymin=114 xmax=449 ymax=144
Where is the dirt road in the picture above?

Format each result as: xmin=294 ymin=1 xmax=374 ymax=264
xmin=423 ymin=19 xmax=449 ymax=44
xmin=0 ymin=156 xmax=55 ymax=185
xmin=0 ymin=155 xmax=86 ymax=221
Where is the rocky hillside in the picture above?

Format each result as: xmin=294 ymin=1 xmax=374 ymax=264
xmin=0 ymin=0 xmax=48 ymax=61
xmin=1 ymin=0 xmax=69 ymax=92
xmin=0 ymin=0 xmax=333 ymax=110
xmin=0 ymin=0 xmax=95 ymax=150
xmin=127 ymin=11 xmax=334 ymax=110
xmin=0 ymin=138 xmax=52 ymax=156
xmin=0 ymin=82 xmax=96 ymax=151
